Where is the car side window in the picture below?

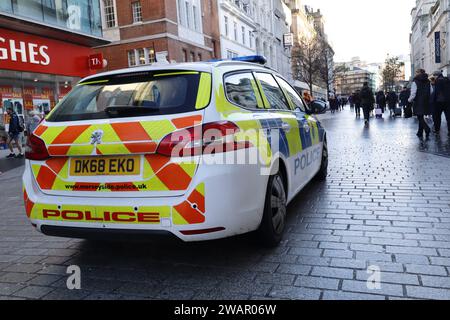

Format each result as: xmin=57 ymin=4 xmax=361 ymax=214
xmin=255 ymin=72 xmax=290 ymax=110
xmin=275 ymin=76 xmax=307 ymax=113
xmin=224 ymin=73 xmax=262 ymax=109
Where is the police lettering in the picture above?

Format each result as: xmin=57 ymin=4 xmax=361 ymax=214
xmin=42 ymin=209 xmax=159 ymax=223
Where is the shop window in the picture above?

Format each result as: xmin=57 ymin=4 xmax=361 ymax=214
xmin=182 ymin=49 xmax=188 ymax=62
xmin=132 ymin=1 xmax=142 ymax=23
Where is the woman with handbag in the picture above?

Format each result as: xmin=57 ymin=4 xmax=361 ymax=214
xmin=408 ymin=69 xmax=432 ymax=139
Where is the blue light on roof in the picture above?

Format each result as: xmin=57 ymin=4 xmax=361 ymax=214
xmin=208 ymin=55 xmax=267 ymax=65
xmin=232 ymin=55 xmax=267 ymax=65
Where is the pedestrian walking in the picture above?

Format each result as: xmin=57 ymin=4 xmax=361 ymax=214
xmin=27 ymin=110 xmax=42 ymax=135
xmin=5 ymin=107 xmax=24 ymax=158
xmin=353 ymin=91 xmax=362 ymax=118
xmin=360 ymin=82 xmax=375 ymax=127
xmin=399 ymin=86 xmax=411 ymax=113
xmin=386 ymin=91 xmax=398 ymax=117
xmin=431 ymin=71 xmax=450 ymax=136
xmin=408 ymin=69 xmax=432 ymax=139
xmin=376 ymin=91 xmax=387 ymax=113
xmin=329 ymin=94 xmax=339 ymax=114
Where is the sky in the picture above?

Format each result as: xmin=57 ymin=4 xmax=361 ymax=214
xmin=304 ymin=0 xmax=417 ymax=64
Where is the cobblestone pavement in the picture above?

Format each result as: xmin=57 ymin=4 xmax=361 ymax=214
xmin=1 ymin=109 xmax=450 ymax=300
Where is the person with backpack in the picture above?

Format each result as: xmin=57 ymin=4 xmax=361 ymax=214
xmin=360 ymin=82 xmax=375 ymax=127
xmin=5 ymin=107 xmax=24 ymax=158
xmin=432 ymin=71 xmax=450 ymax=136
xmin=409 ymin=69 xmax=432 ymax=139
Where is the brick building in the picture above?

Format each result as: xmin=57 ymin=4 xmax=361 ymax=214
xmin=96 ymin=0 xmax=221 ymax=71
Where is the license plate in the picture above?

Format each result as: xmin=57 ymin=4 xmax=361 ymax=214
xmin=70 ymin=156 xmax=141 ymax=176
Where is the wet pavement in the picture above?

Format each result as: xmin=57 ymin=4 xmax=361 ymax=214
xmin=0 ymin=108 xmax=450 ymax=300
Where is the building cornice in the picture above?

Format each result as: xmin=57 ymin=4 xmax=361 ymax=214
xmin=95 ymin=33 xmax=213 ymax=52
xmin=118 ymin=18 xmax=178 ymax=30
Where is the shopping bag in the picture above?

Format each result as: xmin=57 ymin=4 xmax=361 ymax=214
xmin=424 ymin=115 xmax=434 ymax=129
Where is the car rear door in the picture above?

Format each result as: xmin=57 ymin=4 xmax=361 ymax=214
xmin=28 ymin=70 xmax=212 ymax=198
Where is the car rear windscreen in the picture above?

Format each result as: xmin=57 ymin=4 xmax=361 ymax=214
xmin=47 ymin=71 xmax=202 ymax=122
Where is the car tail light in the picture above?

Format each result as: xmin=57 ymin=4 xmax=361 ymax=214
xmin=25 ymin=134 xmax=50 ymax=161
xmin=157 ymin=121 xmax=252 ymax=157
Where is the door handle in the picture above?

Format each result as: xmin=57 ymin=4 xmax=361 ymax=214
xmin=281 ymin=123 xmax=291 ymax=132
xmin=303 ymin=123 xmax=310 ymax=133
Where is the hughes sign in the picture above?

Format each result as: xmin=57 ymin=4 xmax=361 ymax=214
xmin=0 ymin=28 xmax=101 ymax=77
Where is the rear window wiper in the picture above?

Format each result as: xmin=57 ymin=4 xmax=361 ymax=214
xmin=104 ymin=105 xmax=160 ymax=117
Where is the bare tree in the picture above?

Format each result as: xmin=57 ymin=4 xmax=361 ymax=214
xmin=291 ymin=35 xmax=323 ymax=96
xmin=382 ymin=56 xmax=404 ymax=92
xmin=316 ymin=39 xmax=334 ymax=99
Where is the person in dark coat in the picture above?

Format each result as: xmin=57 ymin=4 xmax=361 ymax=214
xmin=353 ymin=91 xmax=362 ymax=118
xmin=432 ymin=71 xmax=450 ymax=136
xmin=408 ymin=69 xmax=432 ymax=139
xmin=360 ymin=82 xmax=375 ymax=127
xmin=399 ymin=86 xmax=410 ymax=108
xmin=5 ymin=107 xmax=24 ymax=158
xmin=329 ymin=95 xmax=338 ymax=113
xmin=376 ymin=91 xmax=387 ymax=113
xmin=386 ymin=91 xmax=398 ymax=117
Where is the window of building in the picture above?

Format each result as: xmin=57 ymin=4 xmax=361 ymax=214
xmin=242 ymin=26 xmax=246 ymax=45
xmin=225 ymin=73 xmax=261 ymax=109
xmin=224 ymin=16 xmax=229 ymax=37
xmin=137 ymin=48 xmax=146 ymax=65
xmin=182 ymin=49 xmax=188 ymax=62
xmin=255 ymin=73 xmax=290 ymax=110
xmin=178 ymin=0 xmax=202 ymax=32
xmin=198 ymin=53 xmax=202 ymax=61
xmin=190 ymin=52 xmax=195 ymax=62
xmin=234 ymin=22 xmax=238 ymax=41
xmin=193 ymin=4 xmax=199 ymax=31
xmin=226 ymin=50 xmax=238 ymax=59
xmin=128 ymin=50 xmax=136 ymax=67
xmin=103 ymin=0 xmax=116 ymax=28
xmin=132 ymin=1 xmax=142 ymax=23
xmin=185 ymin=1 xmax=192 ymax=29
xmin=249 ymin=30 xmax=253 ymax=48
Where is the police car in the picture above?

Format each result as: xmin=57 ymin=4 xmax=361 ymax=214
xmin=23 ymin=56 xmax=328 ymax=246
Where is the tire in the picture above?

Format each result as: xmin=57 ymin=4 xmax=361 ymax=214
xmin=315 ymin=137 xmax=328 ymax=181
xmin=257 ymin=172 xmax=287 ymax=247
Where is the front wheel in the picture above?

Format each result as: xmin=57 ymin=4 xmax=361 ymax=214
xmin=315 ymin=138 xmax=328 ymax=181
xmin=257 ymin=172 xmax=287 ymax=247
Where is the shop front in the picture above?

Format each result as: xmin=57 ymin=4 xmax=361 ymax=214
xmin=0 ymin=26 xmax=105 ymax=146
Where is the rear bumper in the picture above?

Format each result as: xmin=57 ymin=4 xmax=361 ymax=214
xmin=23 ymin=159 xmax=268 ymax=242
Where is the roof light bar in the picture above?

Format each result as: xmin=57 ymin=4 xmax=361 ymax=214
xmin=232 ymin=55 xmax=267 ymax=65
xmin=208 ymin=55 xmax=267 ymax=65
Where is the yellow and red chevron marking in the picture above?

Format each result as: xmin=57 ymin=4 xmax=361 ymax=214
xmin=33 ymin=115 xmax=203 ymax=157
xmin=31 ymin=155 xmax=197 ymax=192
xmin=173 ymin=183 xmax=205 ymax=225
xmin=23 ymin=188 xmax=35 ymax=218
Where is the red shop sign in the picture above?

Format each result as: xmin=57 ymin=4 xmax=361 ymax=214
xmin=0 ymin=27 xmax=99 ymax=78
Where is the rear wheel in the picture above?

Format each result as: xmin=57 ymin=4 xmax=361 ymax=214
xmin=315 ymin=137 xmax=328 ymax=181
xmin=258 ymin=172 xmax=287 ymax=247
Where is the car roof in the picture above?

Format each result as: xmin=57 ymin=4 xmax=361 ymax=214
xmin=80 ymin=61 xmax=274 ymax=83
